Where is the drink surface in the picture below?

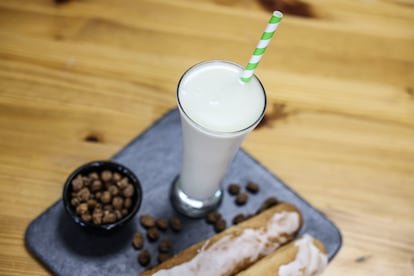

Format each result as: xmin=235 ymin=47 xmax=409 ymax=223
xmin=178 ymin=61 xmax=266 ymax=133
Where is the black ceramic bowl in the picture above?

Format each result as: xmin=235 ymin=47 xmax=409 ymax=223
xmin=62 ymin=161 xmax=142 ymax=231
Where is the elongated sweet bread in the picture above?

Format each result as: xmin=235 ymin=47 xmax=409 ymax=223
xmin=140 ymin=202 xmax=303 ymax=276
xmin=236 ymin=234 xmax=328 ymax=276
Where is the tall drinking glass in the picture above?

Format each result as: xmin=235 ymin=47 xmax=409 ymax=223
xmin=171 ymin=60 xmax=266 ymax=217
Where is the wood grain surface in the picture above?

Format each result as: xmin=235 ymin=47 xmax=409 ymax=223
xmin=0 ymin=0 xmax=413 ymax=275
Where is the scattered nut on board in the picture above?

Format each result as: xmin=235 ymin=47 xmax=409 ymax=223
xmin=206 ymin=211 xmax=222 ymax=224
xmin=132 ymin=231 xmax=144 ymax=250
xmin=235 ymin=192 xmax=249 ymax=206
xmin=140 ymin=215 xmax=156 ymax=228
xmin=138 ymin=250 xmax=151 ymax=266
xmin=232 ymin=213 xmax=246 ymax=225
xmin=169 ymin=217 xmax=183 ymax=232
xmin=246 ymin=181 xmax=260 ymax=194
xmin=227 ymin=183 xmax=241 ymax=195
xmin=156 ymin=218 xmax=169 ymax=231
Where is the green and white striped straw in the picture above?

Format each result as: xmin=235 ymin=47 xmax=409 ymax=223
xmin=241 ymin=11 xmax=283 ymax=83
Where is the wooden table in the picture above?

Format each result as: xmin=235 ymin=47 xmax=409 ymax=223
xmin=0 ymin=0 xmax=413 ymax=275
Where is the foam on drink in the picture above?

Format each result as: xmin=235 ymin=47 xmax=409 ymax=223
xmin=178 ymin=61 xmax=266 ymax=133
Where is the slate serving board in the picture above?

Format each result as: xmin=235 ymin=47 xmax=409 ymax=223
xmin=25 ymin=108 xmax=342 ymax=276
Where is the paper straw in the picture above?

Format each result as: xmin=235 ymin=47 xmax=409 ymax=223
xmin=241 ymin=11 xmax=283 ymax=83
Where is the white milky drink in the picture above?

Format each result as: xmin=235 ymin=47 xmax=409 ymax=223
xmin=176 ymin=60 xmax=266 ymax=203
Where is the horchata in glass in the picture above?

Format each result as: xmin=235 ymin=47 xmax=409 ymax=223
xmin=171 ymin=60 xmax=266 ymax=217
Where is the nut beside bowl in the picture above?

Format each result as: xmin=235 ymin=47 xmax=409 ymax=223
xmin=62 ymin=161 xmax=142 ymax=231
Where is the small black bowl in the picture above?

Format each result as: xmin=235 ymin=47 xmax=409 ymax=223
xmin=62 ymin=160 xmax=142 ymax=231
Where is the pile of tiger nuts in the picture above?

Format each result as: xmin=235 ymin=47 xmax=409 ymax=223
xmin=69 ymin=170 xmax=135 ymax=225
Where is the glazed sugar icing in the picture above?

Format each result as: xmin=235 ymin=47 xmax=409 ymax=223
xmin=278 ymin=234 xmax=328 ymax=276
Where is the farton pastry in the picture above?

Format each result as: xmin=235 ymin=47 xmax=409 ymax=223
xmin=140 ymin=203 xmax=302 ymax=276
xmin=237 ymin=234 xmax=328 ymax=276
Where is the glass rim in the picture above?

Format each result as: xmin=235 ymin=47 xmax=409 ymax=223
xmin=176 ymin=60 xmax=267 ymax=136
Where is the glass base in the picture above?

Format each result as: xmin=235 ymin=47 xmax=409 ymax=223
xmin=170 ymin=177 xmax=223 ymax=218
